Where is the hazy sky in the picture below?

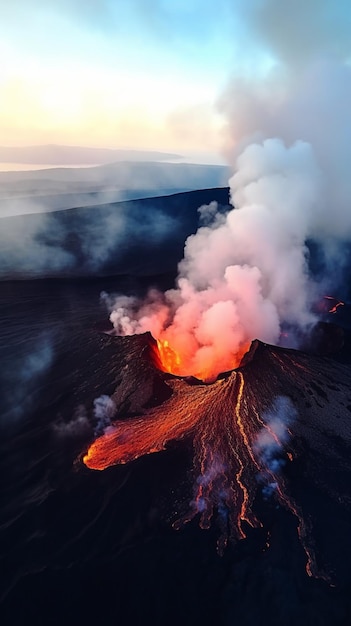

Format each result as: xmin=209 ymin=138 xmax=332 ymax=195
xmin=0 ymin=0 xmax=274 ymax=160
xmin=1 ymin=1 xmax=349 ymax=162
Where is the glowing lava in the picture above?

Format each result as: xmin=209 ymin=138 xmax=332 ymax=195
xmin=324 ymin=295 xmax=345 ymax=314
xmin=155 ymin=339 xmax=182 ymax=376
xmin=153 ymin=336 xmax=249 ymax=382
xmin=83 ymin=335 xmax=351 ymax=579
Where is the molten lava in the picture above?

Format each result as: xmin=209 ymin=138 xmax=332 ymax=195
xmin=153 ymin=336 xmax=249 ymax=382
xmin=324 ymin=295 xmax=345 ymax=314
xmin=83 ymin=334 xmax=351 ymax=580
xmin=155 ymin=339 xmax=182 ymax=376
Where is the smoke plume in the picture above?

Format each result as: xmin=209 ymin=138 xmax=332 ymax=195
xmin=105 ymin=140 xmax=321 ymax=380
xmin=93 ymin=394 xmax=116 ymax=436
xmin=105 ymin=1 xmax=351 ymax=379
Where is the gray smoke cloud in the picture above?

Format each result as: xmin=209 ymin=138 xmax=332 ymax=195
xmin=0 ymin=198 xmax=177 ymax=278
xmin=1 ymin=333 xmax=54 ymax=422
xmin=242 ymin=0 xmax=351 ymax=67
xmin=220 ymin=1 xmax=351 ymax=244
xmin=0 ymin=212 xmax=75 ymax=276
xmin=54 ymin=405 xmax=91 ymax=439
xmin=0 ymin=162 xmax=228 ymax=278
xmin=53 ymin=394 xmax=116 ymax=440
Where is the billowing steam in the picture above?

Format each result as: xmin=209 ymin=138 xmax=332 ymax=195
xmin=105 ymin=1 xmax=351 ymax=380
xmin=105 ymin=139 xmax=322 ymax=380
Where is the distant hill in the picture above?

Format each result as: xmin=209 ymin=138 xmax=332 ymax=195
xmin=0 ymin=161 xmax=230 ymax=216
xmin=0 ymin=144 xmax=181 ymax=165
xmin=0 ymin=187 xmax=230 ymax=280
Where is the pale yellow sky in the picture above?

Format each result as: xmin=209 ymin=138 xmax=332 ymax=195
xmin=0 ymin=43 xmax=225 ymax=159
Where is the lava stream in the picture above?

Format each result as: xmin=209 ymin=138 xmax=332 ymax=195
xmin=83 ymin=335 xmax=351 ymax=579
xmin=324 ymin=295 xmax=345 ymax=314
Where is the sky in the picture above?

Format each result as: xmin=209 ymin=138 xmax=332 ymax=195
xmin=0 ymin=0 xmax=276 ymax=162
xmin=1 ymin=1 xmax=350 ymax=164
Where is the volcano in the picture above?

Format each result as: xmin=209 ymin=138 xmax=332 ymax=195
xmin=2 ymin=280 xmax=351 ymax=626
xmin=83 ymin=331 xmax=351 ymax=581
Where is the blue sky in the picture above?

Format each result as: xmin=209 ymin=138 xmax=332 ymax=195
xmin=1 ymin=0 xmax=349 ymax=162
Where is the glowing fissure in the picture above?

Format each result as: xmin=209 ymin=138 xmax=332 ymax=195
xmin=324 ymin=295 xmax=345 ymax=314
xmin=83 ymin=339 xmax=339 ymax=577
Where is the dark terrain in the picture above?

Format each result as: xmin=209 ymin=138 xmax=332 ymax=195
xmin=1 ymin=186 xmax=351 ymax=626
xmin=0 ymin=188 xmax=230 ymax=279
xmin=1 ymin=276 xmax=351 ymax=626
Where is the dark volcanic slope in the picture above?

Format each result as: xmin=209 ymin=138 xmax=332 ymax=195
xmin=0 ymin=187 xmax=230 ymax=280
xmin=2 ymin=313 xmax=351 ymax=626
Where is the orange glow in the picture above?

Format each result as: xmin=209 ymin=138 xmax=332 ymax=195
xmin=156 ymin=339 xmax=182 ymax=376
xmin=153 ymin=336 xmax=249 ymax=382
xmin=324 ymin=295 xmax=345 ymax=314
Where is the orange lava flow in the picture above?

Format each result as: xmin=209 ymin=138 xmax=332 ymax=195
xmin=83 ymin=378 xmax=204 ymax=469
xmin=83 ymin=369 xmax=262 ymax=551
xmin=82 ymin=339 xmax=335 ymax=577
xmin=324 ymin=295 xmax=345 ymax=314
xmin=83 ymin=378 xmax=219 ymax=470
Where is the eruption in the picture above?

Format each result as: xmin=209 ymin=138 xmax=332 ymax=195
xmin=83 ymin=0 xmax=351 ymax=581
xmin=100 ymin=1 xmax=351 ymax=380
xmin=104 ymin=139 xmax=323 ymax=382
xmin=83 ymin=333 xmax=351 ymax=580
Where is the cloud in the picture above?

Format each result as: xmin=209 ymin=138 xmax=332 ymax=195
xmin=242 ymin=0 xmax=351 ymax=67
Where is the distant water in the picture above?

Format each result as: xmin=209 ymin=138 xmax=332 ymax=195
xmin=0 ymin=152 xmax=226 ymax=172
xmin=0 ymin=163 xmax=97 ymax=172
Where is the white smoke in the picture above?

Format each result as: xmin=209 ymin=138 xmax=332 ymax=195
xmin=254 ymin=396 xmax=297 ymax=497
xmin=105 ymin=139 xmax=321 ymax=379
xmin=93 ymin=394 xmax=116 ymax=436
xmin=104 ymin=1 xmax=351 ymax=378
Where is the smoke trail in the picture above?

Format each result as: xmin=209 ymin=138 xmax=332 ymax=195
xmin=254 ymin=396 xmax=297 ymax=498
xmin=54 ymin=405 xmax=91 ymax=439
xmin=0 ymin=197 xmax=177 ymax=277
xmin=93 ymin=394 xmax=116 ymax=436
